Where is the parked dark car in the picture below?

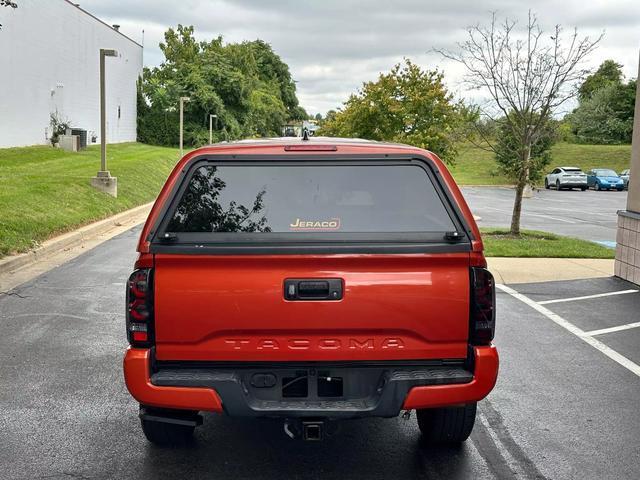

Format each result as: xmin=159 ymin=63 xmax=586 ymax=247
xmin=586 ymin=169 xmax=625 ymax=191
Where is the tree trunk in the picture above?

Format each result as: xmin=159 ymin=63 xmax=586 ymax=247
xmin=510 ymin=181 xmax=525 ymax=235
xmin=510 ymin=144 xmax=532 ymax=235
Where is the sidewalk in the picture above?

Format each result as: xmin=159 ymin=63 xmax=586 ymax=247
xmin=487 ymin=257 xmax=614 ymax=284
xmin=0 ymin=203 xmax=152 ymax=292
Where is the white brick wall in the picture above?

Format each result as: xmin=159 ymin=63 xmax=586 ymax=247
xmin=615 ymin=212 xmax=640 ymax=285
xmin=0 ymin=0 xmax=143 ymax=148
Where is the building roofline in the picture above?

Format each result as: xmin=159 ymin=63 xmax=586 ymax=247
xmin=63 ymin=0 xmax=143 ymax=49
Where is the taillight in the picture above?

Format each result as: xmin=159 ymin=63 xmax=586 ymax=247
xmin=126 ymin=268 xmax=154 ymax=347
xmin=470 ymin=267 xmax=495 ymax=345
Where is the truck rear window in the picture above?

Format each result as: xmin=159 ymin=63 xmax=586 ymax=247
xmin=166 ymin=164 xmax=456 ymax=234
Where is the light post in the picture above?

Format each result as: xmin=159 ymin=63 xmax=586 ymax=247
xmin=209 ymin=114 xmax=218 ymax=144
xmin=91 ymin=48 xmax=118 ymax=197
xmin=179 ymin=96 xmax=190 ymax=157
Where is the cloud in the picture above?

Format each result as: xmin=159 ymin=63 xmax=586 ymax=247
xmin=79 ymin=0 xmax=640 ymax=115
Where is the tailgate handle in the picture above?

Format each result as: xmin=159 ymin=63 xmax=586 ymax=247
xmin=284 ymin=279 xmax=343 ymax=301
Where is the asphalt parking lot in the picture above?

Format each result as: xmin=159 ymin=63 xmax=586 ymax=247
xmin=1 ymin=228 xmax=639 ymax=480
xmin=462 ymin=187 xmax=627 ymax=244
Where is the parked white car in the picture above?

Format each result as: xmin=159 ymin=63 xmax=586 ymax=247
xmin=620 ymin=169 xmax=630 ymax=190
xmin=544 ymin=167 xmax=588 ymax=191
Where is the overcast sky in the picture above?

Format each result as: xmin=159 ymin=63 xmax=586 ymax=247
xmin=80 ymin=0 xmax=640 ymax=115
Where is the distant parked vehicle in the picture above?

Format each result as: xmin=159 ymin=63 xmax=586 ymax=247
xmin=587 ymin=169 xmax=625 ymax=191
xmin=544 ymin=167 xmax=588 ymax=191
xmin=620 ymin=169 xmax=630 ymax=190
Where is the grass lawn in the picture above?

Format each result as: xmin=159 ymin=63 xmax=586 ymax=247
xmin=0 ymin=143 xmax=179 ymax=258
xmin=450 ymin=142 xmax=632 ymax=185
xmin=481 ymin=228 xmax=615 ymax=259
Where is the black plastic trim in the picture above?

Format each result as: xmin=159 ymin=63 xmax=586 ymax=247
xmin=151 ymin=360 xmax=473 ymax=419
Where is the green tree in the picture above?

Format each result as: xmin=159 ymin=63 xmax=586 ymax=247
xmin=138 ymin=25 xmax=306 ymax=146
xmin=495 ymin=113 xmax=556 ymax=185
xmin=320 ymin=59 xmax=465 ymax=164
xmin=578 ymin=60 xmax=624 ymax=100
xmin=568 ymin=60 xmax=636 ymax=144
xmin=570 ymin=81 xmax=636 ymax=144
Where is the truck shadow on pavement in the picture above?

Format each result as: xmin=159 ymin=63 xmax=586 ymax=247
xmin=136 ymin=415 xmax=479 ymax=480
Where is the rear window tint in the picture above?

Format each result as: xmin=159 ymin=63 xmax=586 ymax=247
xmin=166 ymin=164 xmax=456 ymax=233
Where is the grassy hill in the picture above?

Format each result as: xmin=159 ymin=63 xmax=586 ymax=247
xmin=0 ymin=143 xmax=179 ymax=258
xmin=450 ymin=142 xmax=632 ymax=185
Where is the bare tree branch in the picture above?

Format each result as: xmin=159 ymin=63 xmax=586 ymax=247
xmin=433 ymin=11 xmax=603 ymax=234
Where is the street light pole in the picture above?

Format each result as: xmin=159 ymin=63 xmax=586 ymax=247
xmin=91 ymin=48 xmax=118 ymax=197
xmin=100 ymin=48 xmax=118 ymax=172
xmin=209 ymin=114 xmax=217 ymax=144
xmin=179 ymin=96 xmax=190 ymax=157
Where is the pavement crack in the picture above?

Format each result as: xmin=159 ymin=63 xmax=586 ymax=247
xmin=0 ymin=290 xmax=28 ymax=298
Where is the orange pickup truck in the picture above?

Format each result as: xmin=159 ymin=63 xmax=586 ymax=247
xmin=123 ymin=137 xmax=498 ymax=446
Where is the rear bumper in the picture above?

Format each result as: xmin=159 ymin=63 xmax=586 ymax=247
xmin=123 ymin=346 xmax=498 ymax=416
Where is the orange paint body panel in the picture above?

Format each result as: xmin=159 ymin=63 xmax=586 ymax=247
xmin=154 ymin=253 xmax=471 ymax=362
xmin=403 ymin=346 xmax=499 ymax=409
xmin=123 ymin=348 xmax=223 ymax=412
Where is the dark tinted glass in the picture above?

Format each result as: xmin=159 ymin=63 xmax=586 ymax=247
xmin=166 ymin=164 xmax=456 ymax=233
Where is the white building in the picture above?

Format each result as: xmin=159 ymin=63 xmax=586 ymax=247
xmin=0 ymin=0 xmax=143 ymax=148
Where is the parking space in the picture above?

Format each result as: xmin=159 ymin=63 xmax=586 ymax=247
xmin=498 ymin=276 xmax=640 ymax=378
xmin=462 ymin=187 xmax=627 ymax=243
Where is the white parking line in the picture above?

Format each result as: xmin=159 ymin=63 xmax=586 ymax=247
xmin=538 ymin=289 xmax=639 ymax=305
xmin=482 ymin=206 xmax=579 ymax=224
xmin=584 ymin=322 xmax=640 ymax=337
xmin=497 ymin=284 xmax=640 ymax=378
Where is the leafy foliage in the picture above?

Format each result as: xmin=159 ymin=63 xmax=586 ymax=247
xmin=494 ymin=113 xmax=556 ymax=184
xmin=138 ymin=25 xmax=306 ymax=146
xmin=49 ymin=112 xmax=71 ymax=146
xmin=568 ymin=60 xmax=636 ymax=144
xmin=319 ymin=59 xmax=467 ymax=164
xmin=578 ymin=60 xmax=624 ymax=101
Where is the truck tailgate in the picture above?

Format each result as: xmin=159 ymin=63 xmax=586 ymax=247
xmin=153 ymin=253 xmax=470 ymax=361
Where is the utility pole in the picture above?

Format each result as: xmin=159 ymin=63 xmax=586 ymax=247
xmin=209 ymin=114 xmax=217 ymax=144
xmin=91 ymin=48 xmax=118 ymax=197
xmin=179 ymin=96 xmax=190 ymax=157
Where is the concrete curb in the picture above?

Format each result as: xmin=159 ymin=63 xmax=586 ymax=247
xmin=0 ymin=202 xmax=153 ymax=275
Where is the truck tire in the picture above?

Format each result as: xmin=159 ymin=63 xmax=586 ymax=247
xmin=140 ymin=418 xmax=195 ymax=446
xmin=416 ymin=402 xmax=477 ymax=445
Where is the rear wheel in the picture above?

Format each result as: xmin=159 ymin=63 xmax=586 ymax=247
xmin=555 ymin=180 xmax=561 ymax=190
xmin=140 ymin=407 xmax=198 ymax=446
xmin=416 ymin=402 xmax=477 ymax=445
xmin=595 ymin=183 xmax=601 ymax=191
xmin=544 ymin=179 xmax=550 ymax=189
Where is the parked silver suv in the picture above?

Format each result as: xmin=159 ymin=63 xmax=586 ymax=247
xmin=544 ymin=167 xmax=588 ymax=191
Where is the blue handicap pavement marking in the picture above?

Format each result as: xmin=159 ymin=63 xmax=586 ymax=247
xmin=594 ymin=240 xmax=617 ymax=249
